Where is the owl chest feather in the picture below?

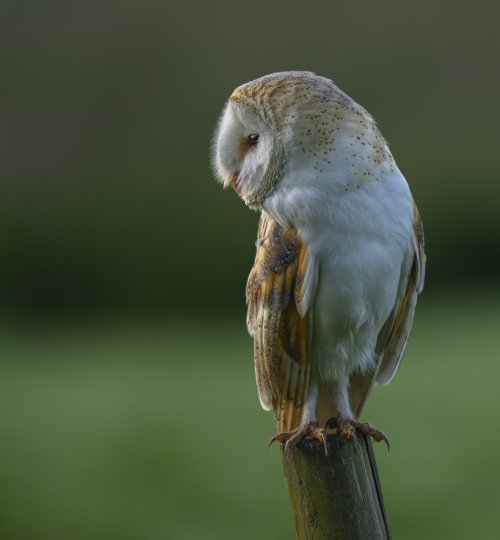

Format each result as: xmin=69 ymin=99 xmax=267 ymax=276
xmin=263 ymin=167 xmax=414 ymax=381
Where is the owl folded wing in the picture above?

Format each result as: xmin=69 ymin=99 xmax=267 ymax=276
xmin=246 ymin=215 xmax=318 ymax=432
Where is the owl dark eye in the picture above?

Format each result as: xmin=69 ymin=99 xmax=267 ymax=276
xmin=248 ymin=134 xmax=259 ymax=145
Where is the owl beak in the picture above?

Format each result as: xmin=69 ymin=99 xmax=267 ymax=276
xmin=231 ymin=171 xmax=241 ymax=195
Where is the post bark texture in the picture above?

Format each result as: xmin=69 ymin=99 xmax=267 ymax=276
xmin=280 ymin=434 xmax=390 ymax=540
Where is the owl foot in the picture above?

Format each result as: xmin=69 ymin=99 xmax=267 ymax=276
xmin=268 ymin=421 xmax=329 ymax=455
xmin=325 ymin=415 xmax=390 ymax=450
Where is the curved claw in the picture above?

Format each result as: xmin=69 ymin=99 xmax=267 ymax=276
xmin=319 ymin=430 xmax=329 ymax=456
xmin=268 ymin=432 xmax=292 ymax=452
xmin=267 ymin=434 xmax=280 ymax=452
xmin=284 ymin=438 xmax=294 ymax=455
xmin=383 ymin=438 xmax=390 ymax=451
xmin=377 ymin=430 xmax=390 ymax=451
xmin=359 ymin=422 xmax=390 ymax=451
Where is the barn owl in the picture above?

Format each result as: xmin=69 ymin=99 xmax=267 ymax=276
xmin=212 ymin=71 xmax=425 ymax=453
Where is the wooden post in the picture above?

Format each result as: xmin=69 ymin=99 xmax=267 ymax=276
xmin=280 ymin=434 xmax=390 ymax=540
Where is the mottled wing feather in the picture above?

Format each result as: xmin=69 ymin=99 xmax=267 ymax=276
xmin=350 ymin=203 xmax=426 ymax=416
xmin=246 ymin=214 xmax=316 ymax=432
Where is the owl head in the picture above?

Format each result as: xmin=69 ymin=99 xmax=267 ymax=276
xmin=211 ymin=71 xmax=382 ymax=210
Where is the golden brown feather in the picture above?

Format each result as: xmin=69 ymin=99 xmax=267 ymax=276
xmin=246 ymin=215 xmax=311 ymax=432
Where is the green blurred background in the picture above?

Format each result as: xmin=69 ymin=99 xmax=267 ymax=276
xmin=1 ymin=1 xmax=499 ymax=538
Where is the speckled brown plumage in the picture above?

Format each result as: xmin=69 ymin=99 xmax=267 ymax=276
xmin=246 ymin=215 xmax=311 ymax=433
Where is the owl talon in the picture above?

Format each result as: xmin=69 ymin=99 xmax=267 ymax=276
xmin=269 ymin=421 xmax=329 ymax=455
xmin=325 ymin=415 xmax=390 ymax=450
xmin=267 ymin=434 xmax=281 ymax=452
